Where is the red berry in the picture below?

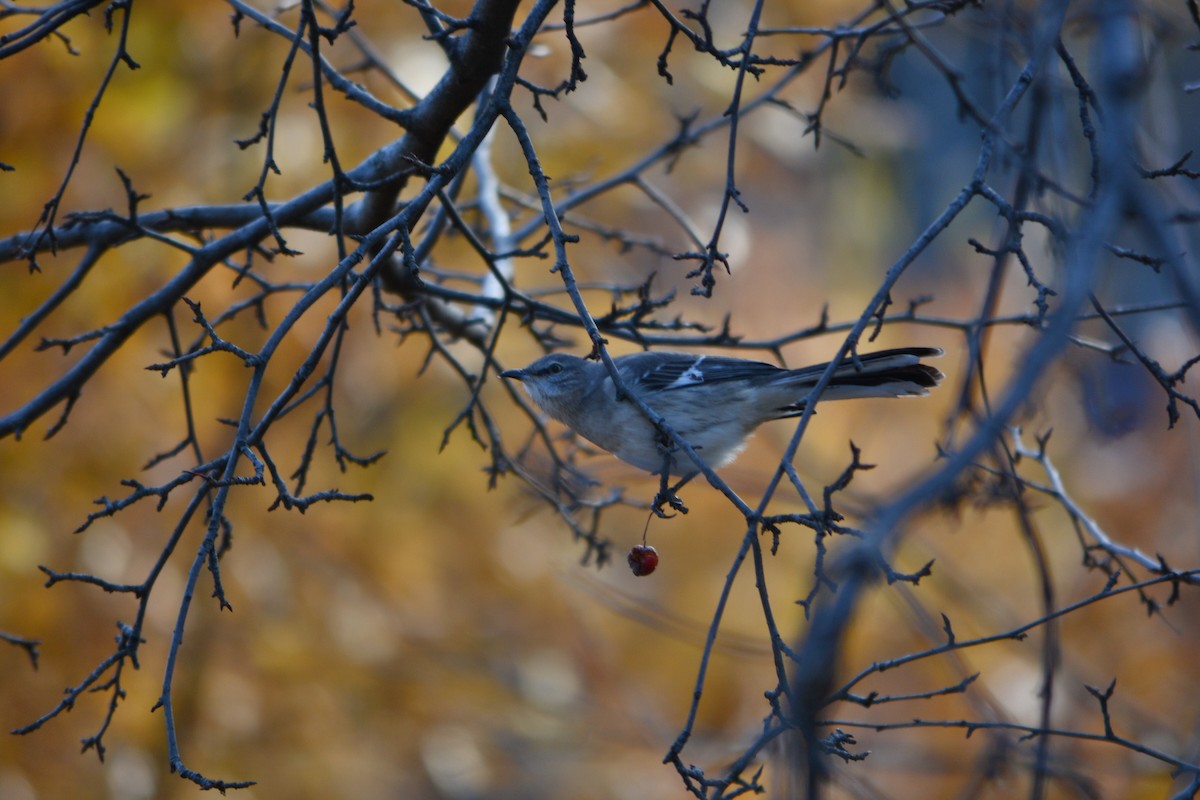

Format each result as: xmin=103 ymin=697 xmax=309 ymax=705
xmin=627 ymin=544 xmax=659 ymax=576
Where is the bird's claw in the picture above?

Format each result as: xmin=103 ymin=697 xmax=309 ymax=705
xmin=652 ymin=489 xmax=688 ymax=518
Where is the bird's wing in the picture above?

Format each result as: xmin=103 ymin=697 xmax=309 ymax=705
xmin=618 ymin=352 xmax=784 ymax=393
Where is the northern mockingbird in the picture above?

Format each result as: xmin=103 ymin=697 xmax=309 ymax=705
xmin=502 ymin=347 xmax=943 ymax=478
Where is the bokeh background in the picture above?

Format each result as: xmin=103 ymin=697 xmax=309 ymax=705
xmin=3 ymin=1 xmax=1200 ymax=798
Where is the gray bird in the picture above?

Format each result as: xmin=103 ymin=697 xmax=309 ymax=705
xmin=502 ymin=347 xmax=943 ymax=477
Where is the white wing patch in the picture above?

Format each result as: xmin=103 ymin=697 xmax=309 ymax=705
xmin=665 ymin=356 xmax=706 ymax=389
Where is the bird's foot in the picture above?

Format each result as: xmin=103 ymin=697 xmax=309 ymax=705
xmin=651 ymin=488 xmax=689 ymax=518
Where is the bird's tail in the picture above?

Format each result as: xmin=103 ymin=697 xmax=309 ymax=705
xmin=780 ymin=347 xmax=944 ymax=406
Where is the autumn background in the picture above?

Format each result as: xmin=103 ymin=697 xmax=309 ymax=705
xmin=3 ymin=0 xmax=1200 ymax=798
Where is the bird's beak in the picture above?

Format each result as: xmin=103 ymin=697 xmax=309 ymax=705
xmin=500 ymin=369 xmax=525 ymax=381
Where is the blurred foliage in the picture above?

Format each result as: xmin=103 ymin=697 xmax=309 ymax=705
xmin=3 ymin=0 xmax=1200 ymax=798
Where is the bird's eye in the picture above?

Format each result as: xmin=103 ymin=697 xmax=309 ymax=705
xmin=548 ymin=363 xmax=563 ymax=375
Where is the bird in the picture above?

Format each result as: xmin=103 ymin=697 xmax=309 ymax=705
xmin=501 ymin=347 xmax=943 ymax=478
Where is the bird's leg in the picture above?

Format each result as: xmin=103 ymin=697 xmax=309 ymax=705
xmin=648 ymin=432 xmax=690 ymax=517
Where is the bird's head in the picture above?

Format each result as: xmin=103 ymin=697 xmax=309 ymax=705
xmin=501 ymin=353 xmax=592 ymax=417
